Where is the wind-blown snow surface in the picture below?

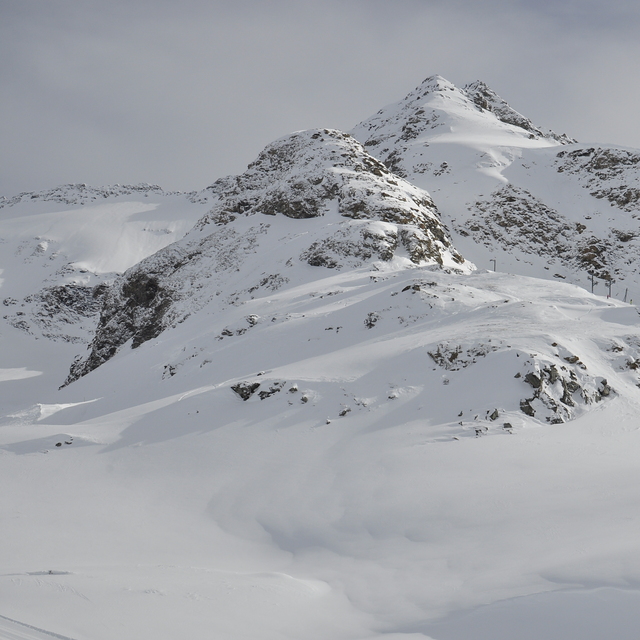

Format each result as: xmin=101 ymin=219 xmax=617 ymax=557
xmin=3 ymin=257 xmax=640 ymax=638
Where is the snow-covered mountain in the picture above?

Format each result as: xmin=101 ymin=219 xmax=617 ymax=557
xmin=64 ymin=128 xmax=469 ymax=385
xmin=352 ymin=74 xmax=640 ymax=302
xmin=2 ymin=76 xmax=640 ymax=640
xmin=0 ymin=183 xmax=211 ymax=420
xmin=0 ymin=182 xmax=211 ymax=330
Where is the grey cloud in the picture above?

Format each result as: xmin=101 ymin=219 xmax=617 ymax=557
xmin=1 ymin=0 xmax=639 ymax=196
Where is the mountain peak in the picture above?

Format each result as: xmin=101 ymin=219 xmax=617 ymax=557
xmin=350 ymin=74 xmax=576 ymax=181
xmin=418 ymin=74 xmax=457 ymax=92
xmin=393 ymin=74 xmax=460 ymax=109
xmin=196 ymin=127 xmax=445 ymax=226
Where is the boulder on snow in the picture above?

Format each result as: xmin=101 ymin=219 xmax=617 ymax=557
xmin=231 ymin=382 xmax=261 ymax=401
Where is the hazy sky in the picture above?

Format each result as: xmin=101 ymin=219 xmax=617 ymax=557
xmin=2 ymin=0 xmax=640 ymax=196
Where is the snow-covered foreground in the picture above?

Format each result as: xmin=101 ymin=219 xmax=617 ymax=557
xmin=419 ymin=587 xmax=640 ymax=640
xmin=3 ymin=264 xmax=640 ymax=639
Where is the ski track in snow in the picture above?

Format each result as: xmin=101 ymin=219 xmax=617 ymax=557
xmin=0 ymin=615 xmax=79 ymax=640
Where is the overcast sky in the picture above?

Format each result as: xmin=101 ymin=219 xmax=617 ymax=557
xmin=2 ymin=0 xmax=640 ymax=196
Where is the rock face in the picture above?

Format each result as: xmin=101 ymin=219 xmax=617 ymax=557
xmin=463 ymin=184 xmax=574 ymax=254
xmin=64 ymin=128 xmax=471 ymax=385
xmin=556 ymin=146 xmax=640 ymax=211
xmin=196 ymin=128 xmax=463 ymax=268
xmin=457 ymin=148 xmax=640 ymax=282
xmin=2 ymin=283 xmax=108 ymax=343
xmin=460 ymin=185 xmax=614 ymax=279
xmin=518 ymin=360 xmax=612 ymax=424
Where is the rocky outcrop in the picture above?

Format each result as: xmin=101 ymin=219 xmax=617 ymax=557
xmin=461 ymin=184 xmax=574 ymax=256
xmin=518 ymin=361 xmax=613 ymax=424
xmin=428 ymin=341 xmax=498 ymax=370
xmin=231 ymin=382 xmax=261 ymax=401
xmin=0 ymin=183 xmax=175 ymax=209
xmin=3 ymin=283 xmax=109 ymax=344
xmin=196 ymin=129 xmax=462 ymax=260
xmin=556 ymin=146 xmax=640 ymax=211
xmin=459 ymin=176 xmax=640 ymax=281
xmin=62 ymin=249 xmax=201 ymax=385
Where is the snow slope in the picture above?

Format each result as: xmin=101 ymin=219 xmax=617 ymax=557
xmin=3 ymin=259 xmax=640 ymax=638
xmin=63 ymin=128 xmax=470 ymax=384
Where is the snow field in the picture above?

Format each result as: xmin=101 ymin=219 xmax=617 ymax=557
xmin=4 ymin=263 xmax=640 ymax=638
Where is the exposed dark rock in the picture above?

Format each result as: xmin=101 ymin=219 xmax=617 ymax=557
xmin=301 ymin=225 xmax=399 ymax=269
xmin=462 ymin=185 xmax=574 ymax=258
xmin=517 ymin=360 xmax=613 ymax=423
xmin=27 ymin=283 xmax=106 ymax=321
xmin=559 ymin=380 xmax=576 ymax=406
xmin=121 ymin=273 xmax=159 ymax=307
xmin=6 ymin=283 xmax=110 ymax=345
xmin=461 ymin=183 xmax=632 ymax=281
xmin=576 ymin=238 xmax=611 ymax=279
xmin=428 ymin=342 xmax=497 ymax=371
xmin=598 ymin=378 xmax=612 ymax=397
xmin=364 ymin=312 xmax=380 ymax=329
xmin=557 ymin=147 xmax=640 ymax=212
xmin=520 ymin=398 xmax=535 ymax=417
xmin=463 ymin=81 xmax=575 ymax=144
xmin=62 ymin=267 xmax=175 ymax=385
xmin=162 ymin=364 xmax=177 ymax=379
xmin=258 ymin=381 xmax=285 ymax=400
xmin=524 ymin=372 xmax=542 ymax=389
xmin=231 ymin=382 xmax=261 ymax=401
